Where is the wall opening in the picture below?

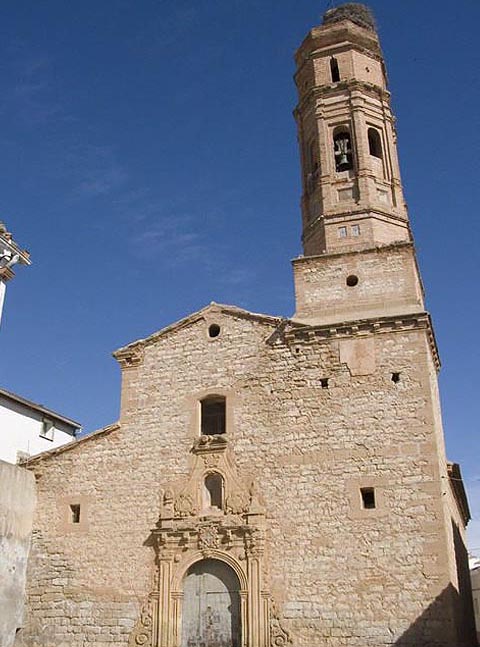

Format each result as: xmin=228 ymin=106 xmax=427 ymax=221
xmin=70 ymin=504 xmax=81 ymax=524
xmin=40 ymin=418 xmax=55 ymax=441
xmin=333 ymin=128 xmax=353 ymax=172
xmin=391 ymin=372 xmax=401 ymax=384
xmin=346 ymin=274 xmax=359 ymax=287
xmin=330 ymin=57 xmax=340 ymax=82
xmin=360 ymin=487 xmax=376 ymax=509
xmin=368 ymin=128 xmax=382 ymax=158
xmin=208 ymin=323 xmax=221 ymax=338
xmin=201 ymin=396 xmax=226 ymax=435
xmin=351 ymin=224 xmax=360 ymax=237
xmin=204 ymin=473 xmax=224 ymax=510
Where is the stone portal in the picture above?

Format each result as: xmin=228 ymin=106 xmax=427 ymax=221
xmin=182 ymin=559 xmax=241 ymax=647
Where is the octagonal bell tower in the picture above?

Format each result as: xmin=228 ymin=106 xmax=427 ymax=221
xmin=292 ymin=4 xmax=423 ymax=326
xmin=294 ymin=3 xmax=409 ymax=256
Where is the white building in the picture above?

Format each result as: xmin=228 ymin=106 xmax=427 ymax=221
xmin=0 ymin=387 xmax=80 ymax=464
xmin=0 ymin=222 xmax=81 ymax=463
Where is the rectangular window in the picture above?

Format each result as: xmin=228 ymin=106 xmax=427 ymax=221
xmin=40 ymin=418 xmax=55 ymax=441
xmin=360 ymin=487 xmax=376 ymax=509
xmin=70 ymin=504 xmax=81 ymax=524
xmin=351 ymin=224 xmax=360 ymax=237
xmin=338 ymin=226 xmax=347 ymax=238
xmin=201 ymin=396 xmax=226 ymax=435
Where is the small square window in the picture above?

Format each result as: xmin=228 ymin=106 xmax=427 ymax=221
xmin=70 ymin=504 xmax=81 ymax=524
xmin=351 ymin=224 xmax=360 ymax=237
xmin=360 ymin=487 xmax=376 ymax=509
xmin=40 ymin=418 xmax=55 ymax=441
xmin=338 ymin=226 xmax=347 ymax=238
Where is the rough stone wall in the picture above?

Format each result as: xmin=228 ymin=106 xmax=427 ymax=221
xmin=0 ymin=460 xmax=36 ymax=647
xmin=20 ymin=307 xmax=471 ymax=646
xmin=293 ymin=242 xmax=424 ymax=325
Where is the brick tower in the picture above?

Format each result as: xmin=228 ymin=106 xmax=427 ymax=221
xmin=292 ymin=3 xmax=422 ymax=326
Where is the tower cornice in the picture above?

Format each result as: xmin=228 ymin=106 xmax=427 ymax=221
xmin=294 ymin=80 xmax=391 ymax=118
xmin=295 ymin=21 xmax=382 ymax=66
xmin=286 ymin=311 xmax=441 ymax=372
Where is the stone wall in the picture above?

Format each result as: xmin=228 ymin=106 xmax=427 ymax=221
xmin=0 ymin=460 xmax=36 ymax=647
xmin=293 ymin=242 xmax=425 ymax=325
xmin=21 ymin=305 xmax=474 ymax=646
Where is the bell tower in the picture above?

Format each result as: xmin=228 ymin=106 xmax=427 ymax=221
xmin=292 ymin=4 xmax=423 ymax=326
xmin=294 ymin=3 xmax=409 ymax=256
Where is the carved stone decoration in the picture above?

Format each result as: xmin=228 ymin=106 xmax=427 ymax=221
xmin=270 ymin=615 xmax=291 ymax=647
xmin=203 ymin=453 xmax=221 ymax=468
xmin=174 ymin=493 xmax=195 ymax=517
xmin=244 ymin=527 xmax=265 ymax=557
xmin=162 ymin=489 xmax=175 ymax=517
xmin=198 ymin=524 xmax=220 ymax=552
xmin=130 ymin=438 xmax=287 ymax=647
xmin=225 ymin=491 xmax=249 ymax=515
xmin=248 ymin=480 xmax=266 ymax=514
xmin=129 ymin=597 xmax=153 ymax=647
xmin=115 ymin=345 xmax=145 ymax=369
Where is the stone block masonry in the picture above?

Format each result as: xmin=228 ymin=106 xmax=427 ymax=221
xmin=20 ymin=303 xmax=474 ymax=646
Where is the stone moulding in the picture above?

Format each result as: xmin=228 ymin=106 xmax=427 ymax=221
xmin=285 ymin=312 xmax=440 ymax=371
xmin=114 ymin=345 xmax=145 ymax=369
xmin=129 ymin=597 xmax=154 ymax=647
xmin=129 ymin=437 xmax=291 ymax=647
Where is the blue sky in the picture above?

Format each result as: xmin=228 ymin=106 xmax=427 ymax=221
xmin=1 ymin=1 xmax=479 ymax=549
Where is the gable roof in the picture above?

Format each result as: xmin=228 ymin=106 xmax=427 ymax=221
xmin=0 ymin=387 xmax=81 ymax=433
xmin=113 ymin=302 xmax=290 ymax=358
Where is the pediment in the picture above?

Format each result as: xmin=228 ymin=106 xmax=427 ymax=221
xmin=113 ymin=302 xmax=288 ymax=369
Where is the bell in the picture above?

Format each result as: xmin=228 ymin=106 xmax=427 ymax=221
xmin=338 ymin=153 xmax=348 ymax=166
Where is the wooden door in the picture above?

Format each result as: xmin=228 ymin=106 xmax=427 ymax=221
xmin=182 ymin=559 xmax=241 ymax=647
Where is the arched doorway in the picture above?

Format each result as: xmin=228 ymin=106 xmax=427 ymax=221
xmin=181 ymin=559 xmax=241 ymax=647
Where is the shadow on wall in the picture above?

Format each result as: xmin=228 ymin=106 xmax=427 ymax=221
xmin=393 ymin=522 xmax=477 ymax=647
xmin=392 ymin=584 xmax=475 ymax=647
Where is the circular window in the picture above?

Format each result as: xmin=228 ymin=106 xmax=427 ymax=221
xmin=346 ymin=274 xmax=359 ymax=287
xmin=208 ymin=323 xmax=221 ymax=338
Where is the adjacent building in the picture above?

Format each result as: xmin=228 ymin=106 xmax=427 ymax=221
xmin=0 ymin=388 xmax=80 ymax=464
xmin=17 ymin=4 xmax=477 ymax=647
xmin=0 ymin=225 xmax=81 ymax=462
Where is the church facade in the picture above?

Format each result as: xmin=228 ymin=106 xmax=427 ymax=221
xmin=19 ymin=4 xmax=476 ymax=647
